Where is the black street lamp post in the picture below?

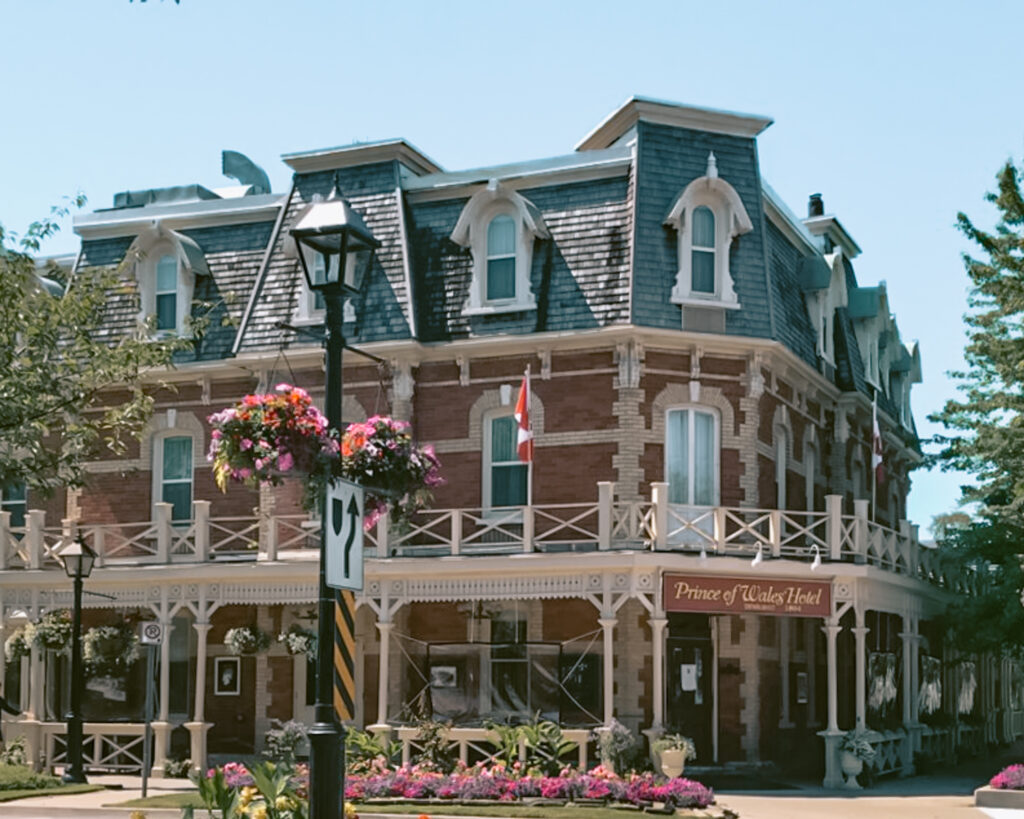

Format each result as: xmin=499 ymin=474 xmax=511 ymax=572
xmin=291 ymin=188 xmax=378 ymax=819
xmin=60 ymin=539 xmax=96 ymax=785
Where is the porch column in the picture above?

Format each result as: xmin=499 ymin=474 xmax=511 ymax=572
xmin=900 ymin=615 xmax=920 ymax=775
xmin=649 ymin=616 xmax=668 ymax=731
xmin=780 ymin=617 xmax=792 ymax=728
xmin=151 ymin=615 xmax=174 ymax=776
xmin=820 ymin=618 xmax=844 ymax=788
xmin=185 ymin=621 xmax=212 ymax=775
xmin=598 ymin=617 xmax=617 ymax=725
xmin=370 ymin=622 xmax=394 ymax=730
xmin=853 ymin=609 xmax=868 ymax=729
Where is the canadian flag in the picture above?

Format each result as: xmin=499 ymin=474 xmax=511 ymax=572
xmin=872 ymin=397 xmax=885 ymax=485
xmin=515 ymin=369 xmax=534 ymax=463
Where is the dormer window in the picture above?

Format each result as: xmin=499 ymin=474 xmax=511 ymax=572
xmin=664 ymin=152 xmax=753 ymax=310
xmin=128 ymin=223 xmax=209 ymax=337
xmin=294 ymin=249 xmax=355 ymax=324
xmin=451 ymin=179 xmax=549 ymax=315
xmin=486 ymin=214 xmax=516 ymax=300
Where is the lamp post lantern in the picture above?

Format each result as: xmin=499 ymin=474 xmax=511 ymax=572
xmin=291 ymin=188 xmax=378 ymax=819
xmin=60 ymin=538 xmax=96 ymax=784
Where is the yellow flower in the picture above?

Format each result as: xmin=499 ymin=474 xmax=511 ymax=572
xmin=345 ymin=801 xmax=360 ymax=819
xmin=275 ymin=795 xmax=295 ymax=810
xmin=250 ymin=804 xmax=268 ymax=819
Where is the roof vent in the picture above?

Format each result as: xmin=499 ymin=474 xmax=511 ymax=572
xmin=808 ymin=193 xmax=824 ymax=217
xmin=222 ymin=150 xmax=271 ymax=195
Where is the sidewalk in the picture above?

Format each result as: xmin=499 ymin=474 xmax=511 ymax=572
xmin=0 ymin=774 xmax=193 ymax=819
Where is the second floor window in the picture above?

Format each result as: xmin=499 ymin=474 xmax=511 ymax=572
xmin=160 ymin=436 xmax=193 ymax=522
xmin=691 ymin=206 xmax=716 ymax=294
xmin=1 ymin=482 xmax=27 ymax=529
xmin=666 ymin=408 xmax=717 ymax=506
xmin=486 ymin=414 xmax=528 ymax=508
xmin=155 ymin=255 xmax=179 ymax=332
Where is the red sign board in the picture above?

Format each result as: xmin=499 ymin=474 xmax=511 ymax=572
xmin=663 ymin=574 xmax=831 ymax=618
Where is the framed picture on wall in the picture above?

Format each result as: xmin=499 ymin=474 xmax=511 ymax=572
xmin=795 ymin=671 xmax=809 ymax=704
xmin=214 ymin=657 xmax=241 ymax=696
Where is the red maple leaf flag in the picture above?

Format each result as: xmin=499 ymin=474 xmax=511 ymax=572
xmin=515 ymin=369 xmax=534 ymax=463
xmin=872 ymin=397 xmax=885 ymax=485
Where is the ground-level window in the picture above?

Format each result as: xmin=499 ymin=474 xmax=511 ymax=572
xmin=665 ymin=408 xmax=718 ymax=505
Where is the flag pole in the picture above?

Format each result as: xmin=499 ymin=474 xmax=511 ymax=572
xmin=870 ymin=394 xmax=877 ymax=524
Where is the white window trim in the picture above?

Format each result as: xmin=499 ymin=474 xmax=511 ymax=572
xmin=664 ymin=153 xmax=752 ymax=310
xmin=292 ymin=250 xmax=356 ymax=326
xmin=775 ymin=425 xmax=789 ymax=511
xmin=151 ymin=429 xmax=197 ymax=523
xmin=481 ymin=408 xmax=531 ymax=514
xmin=451 ymin=179 xmax=549 ymax=316
xmin=804 ymin=442 xmax=817 ymax=512
xmin=128 ymin=222 xmax=208 ymax=338
xmin=664 ymin=405 xmax=721 ymax=507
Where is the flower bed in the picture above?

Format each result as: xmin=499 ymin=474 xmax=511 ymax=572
xmin=343 ymin=763 xmax=713 ymax=810
xmin=202 ymin=761 xmax=714 ymax=814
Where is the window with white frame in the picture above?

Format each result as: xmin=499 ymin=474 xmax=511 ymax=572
xmin=665 ymin=408 xmax=718 ymax=506
xmin=293 ymin=250 xmax=356 ymax=324
xmin=139 ymin=245 xmax=196 ymax=336
xmin=155 ymin=434 xmax=193 ymax=522
xmin=450 ymin=179 xmax=549 ymax=315
xmin=1 ymin=482 xmax=27 ymax=529
xmin=483 ymin=412 xmax=529 ymax=508
xmin=664 ymin=153 xmax=752 ymax=310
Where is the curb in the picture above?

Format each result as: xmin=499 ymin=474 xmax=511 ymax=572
xmin=974 ymin=785 xmax=1024 ymax=809
xmin=0 ymin=808 xmax=181 ymax=819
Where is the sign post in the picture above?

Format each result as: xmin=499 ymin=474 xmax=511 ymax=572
xmin=139 ymin=622 xmax=164 ymax=796
xmin=325 ymin=479 xmax=363 ymax=725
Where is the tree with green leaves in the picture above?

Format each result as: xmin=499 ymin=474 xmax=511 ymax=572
xmin=930 ymin=160 xmax=1024 ymax=654
xmin=0 ymin=200 xmax=183 ymax=498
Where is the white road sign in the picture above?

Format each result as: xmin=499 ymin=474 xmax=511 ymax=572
xmin=139 ymin=622 xmax=164 ymax=645
xmin=326 ymin=479 xmax=364 ymax=591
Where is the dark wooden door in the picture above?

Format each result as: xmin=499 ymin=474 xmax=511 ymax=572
xmin=666 ymin=635 xmax=714 ymax=763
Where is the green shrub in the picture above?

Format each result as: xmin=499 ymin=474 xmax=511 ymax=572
xmin=0 ymin=737 xmax=27 ymax=766
xmin=0 ymin=763 xmax=60 ymax=791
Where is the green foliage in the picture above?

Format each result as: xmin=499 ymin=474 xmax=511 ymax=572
xmin=0 ymin=737 xmax=27 ymax=767
xmin=0 ymin=763 xmax=60 ymax=791
xmin=162 ymin=756 xmax=192 ymax=778
xmin=345 ymin=727 xmax=401 ymax=773
xmin=0 ymin=203 xmax=184 ymax=497
xmin=410 ymin=717 xmax=457 ymax=773
xmin=597 ymin=719 xmax=637 ymax=774
xmin=929 ymin=159 xmax=1024 ymax=655
xmin=482 ymin=716 xmax=579 ymax=775
xmin=650 ymin=733 xmax=696 ymax=761
xmin=194 ymin=767 xmax=239 ymax=818
xmin=83 ymin=623 xmax=140 ymax=677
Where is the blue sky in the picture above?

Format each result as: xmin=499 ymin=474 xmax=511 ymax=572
xmin=3 ymin=0 xmax=1022 ymax=532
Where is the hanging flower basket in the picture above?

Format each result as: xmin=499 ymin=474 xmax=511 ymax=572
xmin=225 ymin=625 xmax=271 ymax=656
xmin=208 ymin=385 xmax=443 ymax=526
xmin=278 ymin=625 xmax=317 ymax=659
xmin=83 ymin=624 xmax=140 ymax=677
xmin=28 ymin=610 xmax=72 ymax=653
xmin=208 ymin=384 xmax=332 ymax=491
xmin=3 ymin=628 xmax=29 ymax=663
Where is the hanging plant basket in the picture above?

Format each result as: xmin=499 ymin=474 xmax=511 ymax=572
xmin=83 ymin=624 xmax=140 ymax=677
xmin=3 ymin=628 xmax=29 ymax=663
xmin=278 ymin=625 xmax=317 ymax=659
xmin=28 ymin=610 xmax=72 ymax=653
xmin=225 ymin=625 xmax=271 ymax=656
xmin=208 ymin=385 xmax=443 ymax=526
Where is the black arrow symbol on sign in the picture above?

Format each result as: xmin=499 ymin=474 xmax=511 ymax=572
xmin=344 ymin=495 xmax=359 ymax=578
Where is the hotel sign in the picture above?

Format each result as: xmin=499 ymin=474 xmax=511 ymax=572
xmin=663 ymin=574 xmax=831 ymax=618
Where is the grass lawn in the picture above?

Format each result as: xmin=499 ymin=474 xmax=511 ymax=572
xmin=113 ymin=794 xmax=652 ymax=819
xmin=0 ymin=783 xmax=102 ymax=802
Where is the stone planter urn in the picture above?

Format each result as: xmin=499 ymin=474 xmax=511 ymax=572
xmin=659 ymin=747 xmax=687 ymax=779
xmin=840 ymin=750 xmax=864 ymax=789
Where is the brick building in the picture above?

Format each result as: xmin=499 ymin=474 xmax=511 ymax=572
xmin=2 ymin=97 xmax=1021 ymax=786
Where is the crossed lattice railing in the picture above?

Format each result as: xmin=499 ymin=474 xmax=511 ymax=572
xmin=391 ymin=725 xmax=591 ymax=770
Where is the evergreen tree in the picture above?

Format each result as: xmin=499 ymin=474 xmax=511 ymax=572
xmin=931 ymin=160 xmax=1024 ymax=654
xmin=0 ymin=202 xmax=183 ymax=497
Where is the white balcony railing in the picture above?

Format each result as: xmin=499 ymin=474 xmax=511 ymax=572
xmin=0 ymin=483 xmax=965 ymax=591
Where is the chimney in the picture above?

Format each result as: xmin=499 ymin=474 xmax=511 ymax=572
xmin=808 ymin=193 xmax=824 ymax=218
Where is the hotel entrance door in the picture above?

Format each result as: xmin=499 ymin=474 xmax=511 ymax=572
xmin=666 ymin=613 xmax=713 ymax=763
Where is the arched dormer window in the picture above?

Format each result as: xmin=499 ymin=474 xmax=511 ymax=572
xmin=451 ymin=179 xmax=550 ymax=315
xmin=664 ymin=152 xmax=752 ymax=310
xmin=127 ymin=221 xmax=210 ymax=337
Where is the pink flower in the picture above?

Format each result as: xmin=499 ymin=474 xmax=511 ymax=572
xmin=240 ymin=438 xmax=253 ymax=450
xmin=277 ymin=451 xmax=295 ymax=472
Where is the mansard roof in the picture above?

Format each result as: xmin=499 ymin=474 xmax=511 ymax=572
xmin=68 ymin=97 xmax=920 ymax=433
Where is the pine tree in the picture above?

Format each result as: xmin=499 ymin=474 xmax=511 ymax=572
xmin=931 ymin=160 xmax=1024 ymax=654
